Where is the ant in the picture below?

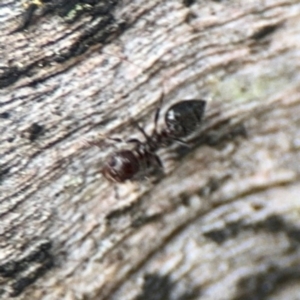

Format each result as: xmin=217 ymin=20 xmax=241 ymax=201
xmin=101 ymin=95 xmax=206 ymax=183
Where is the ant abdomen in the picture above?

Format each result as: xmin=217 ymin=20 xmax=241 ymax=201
xmin=165 ymin=100 xmax=206 ymax=138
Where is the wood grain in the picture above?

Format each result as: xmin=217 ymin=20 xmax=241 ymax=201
xmin=0 ymin=0 xmax=300 ymax=299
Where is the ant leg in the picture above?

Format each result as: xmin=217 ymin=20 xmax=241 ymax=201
xmin=153 ymin=92 xmax=164 ymax=135
xmin=113 ymin=185 xmax=120 ymax=200
xmin=107 ymin=137 xmax=123 ymax=143
xmin=12 ymin=3 xmax=38 ymax=33
xmin=154 ymin=154 xmax=163 ymax=169
xmin=82 ymin=136 xmax=123 ymax=149
xmin=148 ymin=154 xmax=164 ymax=183
xmin=173 ymin=138 xmax=191 ymax=148
xmin=132 ymin=92 xmax=165 ymax=142
xmin=136 ymin=123 xmax=151 ymax=142
xmin=126 ymin=138 xmax=142 ymax=145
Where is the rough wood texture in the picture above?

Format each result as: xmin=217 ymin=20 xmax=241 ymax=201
xmin=1 ymin=0 xmax=300 ymax=299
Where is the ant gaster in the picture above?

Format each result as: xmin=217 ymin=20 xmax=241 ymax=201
xmin=101 ymin=96 xmax=206 ymax=183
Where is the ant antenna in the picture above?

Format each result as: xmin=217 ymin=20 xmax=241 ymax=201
xmin=101 ymin=48 xmax=145 ymax=76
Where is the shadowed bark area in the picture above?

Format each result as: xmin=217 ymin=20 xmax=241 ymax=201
xmin=0 ymin=0 xmax=300 ymax=299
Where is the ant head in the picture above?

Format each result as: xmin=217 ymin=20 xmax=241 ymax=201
xmin=102 ymin=150 xmax=140 ymax=183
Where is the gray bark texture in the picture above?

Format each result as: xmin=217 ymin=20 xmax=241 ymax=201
xmin=1 ymin=0 xmax=300 ymax=299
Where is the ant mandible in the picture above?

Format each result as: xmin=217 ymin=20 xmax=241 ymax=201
xmin=101 ymin=94 xmax=206 ymax=183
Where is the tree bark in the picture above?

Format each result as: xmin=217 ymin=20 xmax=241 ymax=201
xmin=1 ymin=0 xmax=300 ymax=299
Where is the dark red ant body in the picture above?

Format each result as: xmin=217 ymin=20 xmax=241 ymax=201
xmin=101 ymin=98 xmax=206 ymax=183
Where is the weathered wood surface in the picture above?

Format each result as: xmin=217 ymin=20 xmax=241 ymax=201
xmin=1 ymin=0 xmax=300 ymax=299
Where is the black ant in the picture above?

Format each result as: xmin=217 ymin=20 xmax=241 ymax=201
xmin=101 ymin=96 xmax=206 ymax=183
